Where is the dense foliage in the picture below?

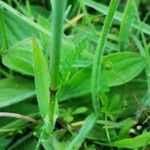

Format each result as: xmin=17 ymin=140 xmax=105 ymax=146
xmin=0 ymin=0 xmax=150 ymax=149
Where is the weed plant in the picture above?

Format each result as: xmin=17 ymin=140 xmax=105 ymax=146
xmin=0 ymin=0 xmax=150 ymax=149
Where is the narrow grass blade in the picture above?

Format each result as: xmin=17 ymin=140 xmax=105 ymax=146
xmin=119 ymin=0 xmax=136 ymax=51
xmin=66 ymin=113 xmax=97 ymax=150
xmin=91 ymin=0 xmax=118 ymax=115
xmin=83 ymin=0 xmax=150 ymax=36
xmin=32 ymin=38 xmax=50 ymax=119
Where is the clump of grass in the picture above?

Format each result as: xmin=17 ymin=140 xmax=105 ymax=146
xmin=0 ymin=0 xmax=150 ymax=149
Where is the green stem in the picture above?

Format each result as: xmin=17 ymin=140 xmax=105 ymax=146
xmin=91 ymin=0 xmax=118 ymax=115
xmin=50 ymin=0 xmax=67 ymax=90
xmin=49 ymin=0 xmax=67 ymax=129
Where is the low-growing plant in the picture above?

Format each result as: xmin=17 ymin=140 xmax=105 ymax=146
xmin=0 ymin=0 xmax=150 ymax=149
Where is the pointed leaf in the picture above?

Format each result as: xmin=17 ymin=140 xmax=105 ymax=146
xmin=32 ymin=38 xmax=50 ymax=118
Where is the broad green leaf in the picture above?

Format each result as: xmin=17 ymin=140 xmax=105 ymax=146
xmin=2 ymin=38 xmax=34 ymax=76
xmin=101 ymin=52 xmax=146 ymax=86
xmin=60 ymin=52 xmax=146 ymax=101
xmin=66 ymin=113 xmax=97 ymax=150
xmin=0 ymin=77 xmax=35 ymax=108
xmin=108 ymin=133 xmax=150 ymax=149
xmin=32 ymin=38 xmax=50 ymax=118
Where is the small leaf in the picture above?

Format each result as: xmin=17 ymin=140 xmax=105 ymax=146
xmin=32 ymin=38 xmax=50 ymax=119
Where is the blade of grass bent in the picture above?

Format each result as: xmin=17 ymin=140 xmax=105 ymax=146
xmin=91 ymin=0 xmax=118 ymax=115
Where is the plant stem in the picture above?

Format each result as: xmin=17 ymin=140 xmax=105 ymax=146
xmin=0 ymin=112 xmax=37 ymax=124
xmin=50 ymin=0 xmax=67 ymax=91
xmin=49 ymin=0 xmax=67 ymax=129
xmin=91 ymin=0 xmax=118 ymax=115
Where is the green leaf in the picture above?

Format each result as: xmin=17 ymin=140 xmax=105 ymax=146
xmin=2 ymin=38 xmax=34 ymax=76
xmin=60 ymin=52 xmax=146 ymax=101
xmin=0 ymin=77 xmax=35 ymax=108
xmin=66 ymin=113 xmax=97 ymax=150
xmin=32 ymin=38 xmax=50 ymax=119
xmin=101 ymin=52 xmax=146 ymax=86
xmin=108 ymin=133 xmax=150 ymax=149
xmin=119 ymin=0 xmax=136 ymax=51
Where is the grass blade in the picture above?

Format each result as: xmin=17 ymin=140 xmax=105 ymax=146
xmin=32 ymin=38 xmax=50 ymax=119
xmin=66 ymin=113 xmax=97 ymax=150
xmin=119 ymin=0 xmax=137 ymax=51
xmin=91 ymin=0 xmax=118 ymax=114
